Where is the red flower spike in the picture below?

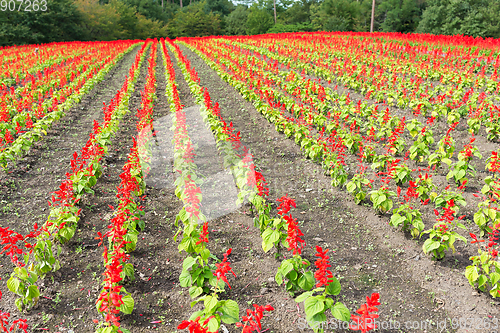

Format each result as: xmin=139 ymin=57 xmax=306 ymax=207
xmin=350 ymin=293 xmax=381 ymax=333
xmin=215 ymin=249 xmax=236 ymax=289
xmin=177 ymin=316 xmax=211 ymax=333
xmin=314 ymin=246 xmax=334 ymax=288
xmin=196 ymin=222 xmax=209 ymax=245
xmin=276 ymin=195 xmax=296 ymax=216
xmin=236 ymin=304 xmax=274 ymax=333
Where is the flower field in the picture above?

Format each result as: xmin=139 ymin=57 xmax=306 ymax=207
xmin=1 ymin=33 xmax=500 ymax=333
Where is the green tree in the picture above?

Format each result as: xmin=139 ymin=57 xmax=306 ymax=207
xmin=417 ymin=0 xmax=500 ymax=38
xmin=167 ymin=1 xmax=222 ymax=37
xmin=205 ymin=0 xmax=234 ymax=15
xmin=134 ymin=12 xmax=168 ymax=38
xmin=76 ymin=0 xmax=167 ymax=41
xmin=76 ymin=0 xmax=125 ymax=40
xmin=355 ymin=0 xmax=374 ymax=31
xmin=266 ymin=22 xmax=314 ymax=33
xmin=379 ymin=0 xmax=420 ymax=33
xmin=109 ymin=0 xmax=140 ymax=39
xmin=481 ymin=0 xmax=500 ymax=38
xmin=121 ymin=0 xmax=172 ymax=23
xmin=310 ymin=0 xmax=360 ymax=32
xmin=0 ymin=0 xmax=85 ymax=46
xmin=225 ymin=5 xmax=248 ymax=35
xmin=246 ymin=4 xmax=273 ymax=35
xmin=280 ymin=0 xmax=317 ymax=25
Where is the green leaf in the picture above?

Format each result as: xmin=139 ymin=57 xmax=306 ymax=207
xmin=280 ymin=260 xmax=294 ymax=276
xmin=189 ymin=310 xmax=204 ymax=321
xmin=27 ymin=272 xmax=38 ymax=284
xmin=200 ymin=248 xmax=210 ymax=262
xmin=188 ymin=286 xmax=203 ymax=299
xmin=390 ymin=213 xmax=405 ymax=228
xmin=262 ymin=228 xmax=278 ymax=252
xmin=120 ymin=295 xmax=134 ymax=314
xmin=15 ymin=298 xmax=23 ymax=312
xmin=97 ymin=327 xmax=114 ymax=333
xmin=15 ymin=267 xmax=28 ymax=279
xmin=123 ymin=263 xmax=135 ymax=280
xmin=478 ymin=274 xmax=488 ymax=287
xmin=270 ymin=229 xmax=281 ymax=243
xmin=306 ymin=312 xmax=327 ymax=327
xmin=474 ymin=211 xmax=486 ymax=227
xmin=331 ymin=302 xmax=350 ymax=322
xmin=490 ymin=272 xmax=500 ymax=286
xmin=488 ymin=208 xmax=497 ymax=220
xmin=7 ymin=277 xmax=20 ymax=293
xmin=304 ymin=297 xmax=324 ymax=317
xmin=375 ymin=194 xmax=386 ymax=206
xmin=465 ymin=265 xmax=479 ymax=284
xmin=275 ymin=271 xmax=283 ymax=286
xmin=295 ymin=291 xmax=314 ymax=303
xmin=326 ymin=276 xmax=341 ymax=296
xmin=178 ymin=208 xmax=189 ymax=222
xmin=297 ymin=271 xmax=315 ymax=291
xmin=346 ymin=181 xmax=356 ymax=193
xmin=183 ymin=256 xmax=197 ymax=270
xmin=204 ymin=295 xmax=218 ymax=313
xmin=221 ymin=299 xmax=240 ymax=324
xmin=262 ymin=239 xmax=274 ymax=253
xmin=179 ymin=270 xmax=192 ymax=288
xmin=26 ymin=285 xmax=40 ymax=301
xmin=207 ymin=316 xmax=220 ymax=332
xmin=423 ymin=239 xmax=441 ymax=253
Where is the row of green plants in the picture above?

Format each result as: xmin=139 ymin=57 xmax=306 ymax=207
xmin=1 ymin=42 xmax=125 ymax=145
xmin=163 ymin=38 xmax=247 ymax=332
xmin=176 ymin=39 xmax=380 ymax=333
xmin=0 ymin=42 xmax=142 ymax=168
xmin=93 ymin=39 xmax=159 ymax=333
xmin=238 ymin=39 xmax=500 ymax=297
xmin=217 ymin=38 xmax=500 ymax=296
xmin=182 ymin=37 xmax=500 ymax=299
xmin=0 ymin=42 xmax=92 ymax=87
xmin=5 ymin=41 xmax=151 ymax=313
xmin=231 ymin=36 xmax=500 ymax=137
xmin=191 ymin=37 xmax=480 ymax=248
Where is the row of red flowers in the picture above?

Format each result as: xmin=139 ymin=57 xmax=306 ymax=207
xmin=0 ymin=41 xmax=139 ymax=150
xmin=2 ymin=41 xmax=151 ymax=318
xmin=95 ymin=39 xmax=158 ymax=333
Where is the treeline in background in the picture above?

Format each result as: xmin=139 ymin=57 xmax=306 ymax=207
xmin=1 ymin=0 xmax=500 ymax=46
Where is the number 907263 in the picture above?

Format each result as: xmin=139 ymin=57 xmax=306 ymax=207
xmin=1 ymin=0 xmax=47 ymax=11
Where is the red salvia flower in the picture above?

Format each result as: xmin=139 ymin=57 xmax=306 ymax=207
xmin=196 ymin=222 xmax=209 ymax=245
xmin=215 ymin=248 xmax=236 ymax=289
xmin=276 ymin=195 xmax=296 ymax=216
xmin=3 ymin=130 xmax=13 ymax=144
xmin=283 ymin=214 xmax=305 ymax=255
xmin=177 ymin=316 xmax=213 ymax=333
xmin=235 ymin=304 xmax=274 ymax=333
xmin=314 ymin=246 xmax=334 ymax=288
xmin=349 ymin=293 xmax=381 ymax=333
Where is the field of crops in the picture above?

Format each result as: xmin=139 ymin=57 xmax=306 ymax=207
xmin=1 ymin=33 xmax=500 ymax=333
